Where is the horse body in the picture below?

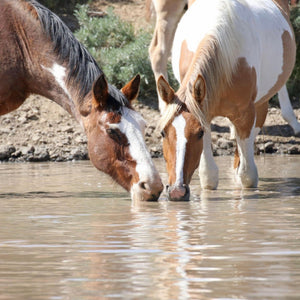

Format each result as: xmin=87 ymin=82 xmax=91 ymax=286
xmin=0 ymin=0 xmax=163 ymax=201
xmin=158 ymin=0 xmax=296 ymax=200
xmin=149 ymin=0 xmax=300 ymax=135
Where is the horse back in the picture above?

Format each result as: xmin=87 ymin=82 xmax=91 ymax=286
xmin=172 ymin=0 xmax=296 ymax=107
xmin=0 ymin=0 xmax=51 ymax=114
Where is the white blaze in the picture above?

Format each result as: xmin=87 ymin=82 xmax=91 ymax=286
xmin=172 ymin=114 xmax=187 ymax=185
xmin=117 ymin=107 xmax=158 ymax=186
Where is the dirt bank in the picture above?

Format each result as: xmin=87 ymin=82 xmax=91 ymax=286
xmin=1 ymin=94 xmax=300 ymax=162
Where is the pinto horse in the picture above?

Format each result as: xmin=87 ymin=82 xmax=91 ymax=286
xmin=148 ymin=0 xmax=300 ymax=136
xmin=157 ymin=0 xmax=296 ymax=200
xmin=0 ymin=0 xmax=163 ymax=201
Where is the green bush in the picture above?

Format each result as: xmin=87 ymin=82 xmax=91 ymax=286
xmin=74 ymin=5 xmax=178 ymax=105
xmin=287 ymin=5 xmax=300 ymax=102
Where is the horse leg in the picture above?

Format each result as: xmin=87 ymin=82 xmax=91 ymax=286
xmin=149 ymin=0 xmax=186 ymax=111
xmin=231 ymin=102 xmax=260 ymax=188
xmin=278 ymin=85 xmax=300 ymax=136
xmin=199 ymin=128 xmax=219 ymax=189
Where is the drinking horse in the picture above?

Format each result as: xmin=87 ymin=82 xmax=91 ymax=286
xmin=157 ymin=0 xmax=296 ymax=200
xmin=148 ymin=0 xmax=300 ymax=135
xmin=0 ymin=0 xmax=163 ymax=201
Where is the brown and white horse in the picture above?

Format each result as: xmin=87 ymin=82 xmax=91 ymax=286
xmin=148 ymin=0 xmax=300 ymax=136
xmin=157 ymin=0 xmax=296 ymax=200
xmin=0 ymin=0 xmax=163 ymax=201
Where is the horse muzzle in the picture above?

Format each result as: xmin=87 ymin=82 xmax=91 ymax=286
xmin=131 ymin=179 xmax=164 ymax=202
xmin=167 ymin=184 xmax=190 ymax=201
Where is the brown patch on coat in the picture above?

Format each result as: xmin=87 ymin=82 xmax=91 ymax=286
xmin=182 ymin=111 xmax=203 ymax=184
xmin=179 ymin=40 xmax=195 ymax=82
xmin=233 ymin=148 xmax=240 ymax=170
xmin=216 ymin=57 xmax=257 ymax=139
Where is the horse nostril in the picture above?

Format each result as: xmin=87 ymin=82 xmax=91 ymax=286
xmin=139 ymin=181 xmax=149 ymax=190
xmin=168 ymin=184 xmax=190 ymax=201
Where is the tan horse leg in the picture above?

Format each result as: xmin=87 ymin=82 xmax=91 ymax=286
xmin=233 ymin=101 xmax=269 ymax=170
xmin=230 ymin=102 xmax=259 ymax=188
xmin=232 ymin=101 xmax=269 ymax=188
xmin=149 ymin=0 xmax=186 ymax=111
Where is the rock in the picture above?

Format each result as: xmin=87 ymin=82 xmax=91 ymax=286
xmin=33 ymin=148 xmax=50 ymax=161
xmin=217 ymin=138 xmax=234 ymax=149
xmin=69 ymin=148 xmax=88 ymax=160
xmin=264 ymin=142 xmax=276 ymax=153
xmin=288 ymin=145 xmax=300 ymax=154
xmin=20 ymin=146 xmax=35 ymax=156
xmin=0 ymin=145 xmax=16 ymax=160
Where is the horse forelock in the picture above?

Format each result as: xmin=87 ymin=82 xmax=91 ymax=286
xmin=157 ymin=98 xmax=183 ymax=132
xmin=105 ymin=84 xmax=131 ymax=113
xmin=27 ymin=0 xmax=102 ymax=98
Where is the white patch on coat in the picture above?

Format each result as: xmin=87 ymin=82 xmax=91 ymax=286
xmin=42 ymin=63 xmax=80 ymax=123
xmin=42 ymin=63 xmax=72 ymax=99
xmin=199 ymin=129 xmax=219 ymax=190
xmin=117 ymin=107 xmax=158 ymax=184
xmin=172 ymin=114 xmax=187 ymax=185
xmin=235 ymin=125 xmax=260 ymax=188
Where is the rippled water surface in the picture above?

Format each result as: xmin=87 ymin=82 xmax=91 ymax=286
xmin=0 ymin=156 xmax=299 ymax=299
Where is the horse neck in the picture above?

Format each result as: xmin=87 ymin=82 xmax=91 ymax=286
xmin=34 ymin=58 xmax=83 ymax=123
xmin=6 ymin=1 xmax=83 ymax=124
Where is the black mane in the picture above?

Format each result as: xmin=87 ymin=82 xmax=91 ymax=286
xmin=28 ymin=0 xmax=129 ymax=110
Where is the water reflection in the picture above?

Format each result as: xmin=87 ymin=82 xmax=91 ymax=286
xmin=0 ymin=157 xmax=299 ymax=299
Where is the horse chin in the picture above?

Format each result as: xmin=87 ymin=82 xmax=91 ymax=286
xmin=167 ymin=184 xmax=190 ymax=201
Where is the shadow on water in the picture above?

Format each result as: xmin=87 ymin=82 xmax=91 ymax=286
xmin=0 ymin=191 xmax=128 ymax=200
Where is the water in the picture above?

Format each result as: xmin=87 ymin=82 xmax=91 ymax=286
xmin=0 ymin=156 xmax=299 ymax=300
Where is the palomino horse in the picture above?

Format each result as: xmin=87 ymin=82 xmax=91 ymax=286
xmin=157 ymin=0 xmax=296 ymax=200
xmin=148 ymin=0 xmax=300 ymax=136
xmin=0 ymin=0 xmax=163 ymax=201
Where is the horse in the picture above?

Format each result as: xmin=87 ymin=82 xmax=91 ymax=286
xmin=156 ymin=0 xmax=296 ymax=200
xmin=0 ymin=0 xmax=163 ymax=202
xmin=148 ymin=0 xmax=300 ymax=136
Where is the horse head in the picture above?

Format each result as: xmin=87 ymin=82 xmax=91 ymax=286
xmin=81 ymin=74 xmax=163 ymax=201
xmin=157 ymin=75 xmax=206 ymax=201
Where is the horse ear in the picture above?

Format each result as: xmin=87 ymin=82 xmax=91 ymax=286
xmin=157 ymin=75 xmax=175 ymax=104
xmin=192 ymin=74 xmax=206 ymax=104
xmin=121 ymin=74 xmax=140 ymax=103
xmin=92 ymin=74 xmax=109 ymax=109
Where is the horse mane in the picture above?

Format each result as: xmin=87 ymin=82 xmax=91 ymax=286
xmin=160 ymin=0 xmax=243 ymax=129
xmin=27 ymin=0 xmax=129 ymax=111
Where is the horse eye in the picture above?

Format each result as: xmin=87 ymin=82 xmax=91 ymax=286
xmin=161 ymin=130 xmax=166 ymax=138
xmin=198 ymin=130 xmax=204 ymax=139
xmin=106 ymin=128 xmax=116 ymax=136
xmin=106 ymin=128 xmax=129 ymax=146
